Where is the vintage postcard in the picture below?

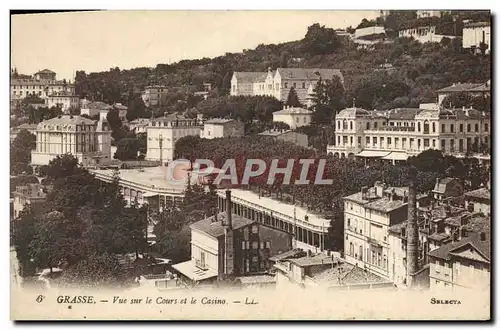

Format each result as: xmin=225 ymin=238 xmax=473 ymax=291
xmin=10 ymin=10 xmax=491 ymax=320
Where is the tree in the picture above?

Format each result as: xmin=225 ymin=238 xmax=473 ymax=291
xmin=59 ymin=253 xmax=131 ymax=288
xmin=302 ymin=23 xmax=340 ymax=56
xmin=126 ymin=96 xmax=147 ymax=121
xmin=280 ymin=51 xmax=289 ymax=68
xmin=39 ymin=154 xmax=85 ymax=181
xmin=286 ymin=87 xmax=301 ymax=107
xmin=10 ymin=129 xmax=36 ymax=175
xmin=310 ymin=75 xmax=346 ymax=125
xmin=114 ymin=137 xmax=141 ymax=161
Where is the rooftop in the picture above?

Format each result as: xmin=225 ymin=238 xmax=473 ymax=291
xmin=204 ymin=118 xmax=235 ymax=124
xmin=90 ymin=166 xmax=192 ymax=192
xmin=385 ymin=108 xmax=422 ymax=120
xmin=437 ymin=83 xmax=484 ymax=93
xmin=190 ymin=212 xmax=255 ymax=238
xmin=38 ymin=115 xmax=96 ymax=127
xmin=428 ymin=235 xmax=490 ymax=262
xmin=465 ymin=187 xmax=490 ymax=201
xmin=273 ymin=106 xmax=313 ymax=115
xmin=269 ymin=248 xmax=307 ymax=262
xmin=287 ymin=254 xmax=337 ymax=267
xmin=83 ymin=101 xmax=113 ymax=110
xmin=432 ymin=177 xmax=457 ymax=194
xmin=258 ymin=129 xmax=296 ymax=137
xmin=276 ymin=68 xmax=344 ymax=83
xmin=233 ymin=72 xmax=268 ymax=83
xmin=336 ymin=107 xmax=370 ymax=119
xmin=314 ymin=262 xmax=388 ymax=286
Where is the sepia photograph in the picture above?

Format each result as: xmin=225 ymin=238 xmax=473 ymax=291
xmin=9 ymin=9 xmax=492 ymax=321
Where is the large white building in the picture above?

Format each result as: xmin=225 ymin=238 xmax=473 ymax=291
xmin=200 ymin=118 xmax=245 ymax=139
xmin=231 ymin=68 xmax=344 ymax=105
xmin=462 ymin=21 xmax=491 ymax=53
xmin=30 ymin=112 xmax=112 ymax=168
xmin=327 ymin=107 xmax=491 ymax=163
xmin=146 ymin=113 xmax=204 ymax=165
xmin=10 ymin=69 xmax=78 ymax=111
xmin=343 ymin=182 xmax=429 ymax=280
xmin=216 ymin=188 xmax=330 ymax=253
xmin=272 ymin=106 xmax=313 ymax=129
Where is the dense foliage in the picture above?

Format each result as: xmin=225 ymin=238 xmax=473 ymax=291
xmin=10 ymin=129 xmax=36 ymax=175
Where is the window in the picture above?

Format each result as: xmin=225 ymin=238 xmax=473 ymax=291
xmin=467 ymin=124 xmax=471 ymax=132
xmin=252 ymin=242 xmax=258 ymax=249
xmin=432 ymin=122 xmax=436 ymax=133
xmin=350 ymin=121 xmax=353 ymax=130
xmin=441 ymin=139 xmax=446 ymax=150
xmin=450 ymin=139 xmax=455 ymax=151
xmin=459 ymin=123 xmax=464 ymax=132
xmin=366 ymin=122 xmax=370 ymax=130
xmin=337 ymin=136 xmax=341 ymax=145
xmin=265 ymin=242 xmax=271 ymax=249
xmin=284 ymin=83 xmax=288 ymax=89
xmin=441 ymin=124 xmax=445 ymax=133
xmin=243 ymin=227 xmax=249 ymax=240
xmin=459 ymin=139 xmax=464 ymax=152
xmin=417 ymin=122 xmax=421 ymax=132
xmin=380 ymin=137 xmax=384 ymax=146
xmin=474 ymin=123 xmax=479 ymax=132
xmin=374 ymin=122 xmax=378 ymax=129
xmin=358 ymin=136 xmax=361 ymax=146
xmin=450 ymin=124 xmax=454 ymax=133
xmin=366 ymin=136 xmax=370 ymax=145
xmin=252 ymin=256 xmax=258 ymax=262
xmin=260 ymin=242 xmax=264 ymax=249
xmin=395 ymin=137 xmax=399 ymax=147
xmin=302 ymin=82 xmax=305 ymax=89
xmin=387 ymin=137 xmax=392 ymax=145
xmin=337 ymin=121 xmax=341 ymax=130
xmin=241 ymin=241 xmax=246 ymax=250
xmin=424 ymin=139 xmax=429 ymax=148
xmin=251 ymin=225 xmax=258 ymax=234
xmin=432 ymin=139 xmax=436 ymax=148
xmin=373 ymin=137 xmax=378 ymax=145
xmin=485 ymin=123 xmax=489 ymax=131
xmin=350 ymin=136 xmax=353 ymax=146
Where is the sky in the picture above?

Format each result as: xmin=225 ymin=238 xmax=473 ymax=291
xmin=11 ymin=10 xmax=378 ymax=81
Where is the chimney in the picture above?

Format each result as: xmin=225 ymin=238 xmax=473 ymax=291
xmin=390 ymin=188 xmax=396 ymax=201
xmin=361 ymin=186 xmax=368 ymax=199
xmin=374 ymin=181 xmax=384 ymax=198
xmin=225 ymin=190 xmax=232 ymax=229
xmin=406 ymin=166 xmax=419 ymax=286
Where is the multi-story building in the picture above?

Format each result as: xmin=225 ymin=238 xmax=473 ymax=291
xmin=272 ymin=106 xmax=313 ymax=128
xmin=12 ymin=184 xmax=52 ymax=219
xmin=172 ymin=190 xmax=293 ymax=285
xmin=128 ymin=118 xmax=151 ymax=134
xmin=462 ymin=21 xmax=491 ymax=53
xmin=10 ymin=70 xmax=76 ymax=102
xmin=200 ymin=118 xmax=245 ymax=139
xmin=146 ymin=113 xmax=204 ymax=165
xmin=141 ymin=85 xmax=168 ymax=107
xmin=465 ymin=187 xmax=490 ymax=216
xmin=431 ymin=177 xmax=464 ymax=202
xmin=216 ymin=188 xmax=330 ymax=253
xmin=343 ymin=182 xmax=430 ymax=280
xmin=231 ymin=68 xmax=344 ymax=105
xmin=46 ymin=91 xmax=80 ymax=112
xmin=273 ymin=250 xmax=392 ymax=290
xmin=327 ymin=107 xmax=491 ymax=163
xmin=428 ymin=222 xmax=490 ymax=291
xmin=353 ymin=26 xmax=390 ymax=49
xmin=258 ymin=129 xmax=308 ymax=148
xmin=437 ymin=80 xmax=490 ymax=106
xmin=416 ymin=10 xmax=442 ymax=18
xmin=30 ymin=112 xmax=112 ymax=169
xmin=80 ymin=101 xmax=113 ymax=118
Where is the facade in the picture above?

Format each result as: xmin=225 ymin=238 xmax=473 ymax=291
xmin=80 ymin=101 xmax=127 ymax=120
xmin=416 ymin=10 xmax=442 ymax=18
xmin=146 ymin=114 xmax=204 ymax=165
xmin=428 ymin=232 xmax=490 ymax=291
xmin=216 ymin=188 xmax=330 ymax=253
xmin=141 ymin=85 xmax=168 ymax=107
xmin=10 ymin=70 xmax=76 ymax=103
xmin=46 ymin=92 xmax=80 ymax=112
xmin=462 ymin=21 xmax=491 ymax=53
xmin=12 ymin=184 xmax=51 ymax=219
xmin=172 ymin=191 xmax=293 ymax=285
xmin=128 ymin=118 xmax=151 ymax=134
xmin=200 ymin=118 xmax=245 ymax=139
xmin=258 ymin=129 xmax=309 ymax=148
xmin=437 ymin=81 xmax=490 ymax=106
xmin=31 ymin=112 xmax=112 ymax=168
xmin=343 ymin=182 xmax=430 ymax=280
xmin=464 ymin=187 xmax=490 ymax=216
xmin=327 ymin=107 xmax=491 ymax=162
xmin=398 ymin=25 xmax=454 ymax=44
xmin=90 ymin=166 xmax=195 ymax=208
xmin=231 ymin=68 xmax=344 ymax=105
xmin=272 ymin=106 xmax=313 ymax=128
xmin=353 ymin=26 xmax=389 ymax=49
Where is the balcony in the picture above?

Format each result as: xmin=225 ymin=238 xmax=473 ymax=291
xmin=195 ymin=259 xmax=208 ymax=271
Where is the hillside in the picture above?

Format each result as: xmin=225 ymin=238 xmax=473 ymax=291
xmin=73 ymin=11 xmax=491 ymax=114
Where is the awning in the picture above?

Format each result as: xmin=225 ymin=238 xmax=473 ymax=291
xmin=172 ymin=260 xmax=218 ymax=282
xmin=356 ymin=150 xmax=390 ymax=158
xmin=381 ymin=152 xmax=409 ymax=161
xmin=143 ymin=192 xmax=159 ymax=198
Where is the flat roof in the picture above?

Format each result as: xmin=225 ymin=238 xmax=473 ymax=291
xmin=90 ymin=166 xmax=193 ymax=191
xmin=172 ymin=260 xmax=218 ymax=281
